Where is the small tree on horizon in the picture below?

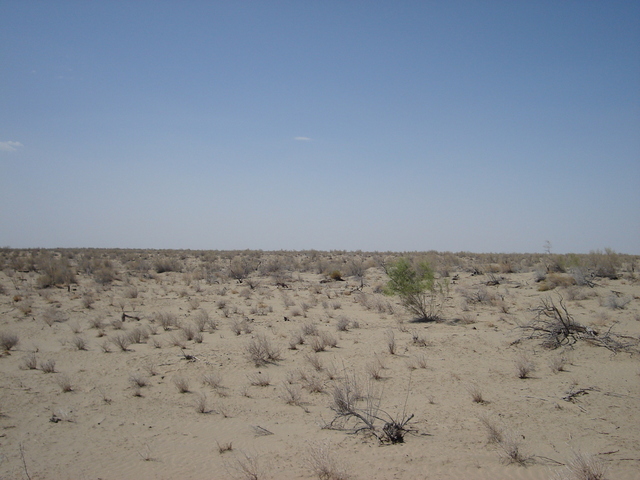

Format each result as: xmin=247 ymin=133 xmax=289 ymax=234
xmin=384 ymin=258 xmax=447 ymax=322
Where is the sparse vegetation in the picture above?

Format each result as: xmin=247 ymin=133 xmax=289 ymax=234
xmin=498 ymin=432 xmax=532 ymax=466
xmin=466 ymin=383 xmax=485 ymax=403
xmin=70 ymin=335 xmax=88 ymax=351
xmin=556 ymin=451 xmax=608 ymax=480
xmin=0 ymin=331 xmax=19 ymax=352
xmin=280 ymin=382 xmax=303 ymax=406
xmin=336 ymin=316 xmax=350 ymax=332
xmin=129 ymin=373 xmax=149 ymax=388
xmin=226 ymin=451 xmax=263 ymax=480
xmin=603 ymin=294 xmax=631 ymax=310
xmin=217 ymin=441 xmax=233 ymax=454
xmin=173 ymin=375 xmax=190 ymax=393
xmin=309 ymin=335 xmax=328 ymax=352
xmin=305 ymin=441 xmax=351 ymax=480
xmin=37 ymin=256 xmax=76 ymax=288
xmin=194 ymin=392 xmax=210 ymax=413
xmin=326 ymin=372 xmax=415 ymax=444
xmin=384 ymin=329 xmax=396 ymax=355
xmin=549 ymin=354 xmax=568 ymax=373
xmin=110 ymin=333 xmax=131 ymax=352
xmin=478 ymin=414 xmax=503 ymax=444
xmin=248 ymin=372 xmax=271 ymax=387
xmin=0 ymin=247 xmax=637 ymax=479
xmin=202 ymin=371 xmax=224 ymax=389
xmin=56 ymin=373 xmax=74 ymax=392
xmin=515 ymin=354 xmax=536 ymax=379
xmin=305 ymin=352 xmax=324 ymax=372
xmin=21 ymin=352 xmax=38 ymax=370
xmin=156 ymin=312 xmax=178 ymax=331
xmin=246 ymin=334 xmax=281 ymax=366
xmin=521 ymin=296 xmax=638 ymax=353
xmin=40 ymin=359 xmax=56 ymax=373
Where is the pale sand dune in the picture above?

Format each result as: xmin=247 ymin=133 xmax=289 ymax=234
xmin=0 ymin=250 xmax=638 ymax=479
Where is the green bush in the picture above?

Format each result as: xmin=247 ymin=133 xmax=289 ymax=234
xmin=384 ymin=258 xmax=447 ymax=321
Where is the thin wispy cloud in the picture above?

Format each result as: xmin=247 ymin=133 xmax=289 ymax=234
xmin=294 ymin=136 xmax=312 ymax=141
xmin=0 ymin=141 xmax=23 ymax=152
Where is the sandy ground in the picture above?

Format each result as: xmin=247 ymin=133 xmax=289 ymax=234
xmin=0 ymin=250 xmax=638 ymax=479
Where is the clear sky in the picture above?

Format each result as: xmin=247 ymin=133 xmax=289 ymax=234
xmin=1 ymin=1 xmax=638 ymax=254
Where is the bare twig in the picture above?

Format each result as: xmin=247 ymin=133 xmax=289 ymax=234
xmin=520 ymin=295 xmax=639 ymax=353
xmin=251 ymin=425 xmax=274 ymax=436
xmin=19 ymin=443 xmax=32 ymax=480
xmin=563 ymin=386 xmax=599 ymax=402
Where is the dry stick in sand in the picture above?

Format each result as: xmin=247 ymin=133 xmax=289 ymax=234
xmin=121 ymin=312 xmax=141 ymax=322
xmin=19 ymin=443 xmax=32 ymax=480
xmin=180 ymin=348 xmax=198 ymax=362
xmin=563 ymin=386 xmax=599 ymax=402
xmin=251 ymin=425 xmax=274 ymax=436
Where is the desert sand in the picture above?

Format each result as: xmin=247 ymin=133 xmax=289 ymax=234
xmin=0 ymin=249 xmax=638 ymax=479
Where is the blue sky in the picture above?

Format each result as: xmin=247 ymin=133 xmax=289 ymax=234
xmin=1 ymin=1 xmax=638 ymax=253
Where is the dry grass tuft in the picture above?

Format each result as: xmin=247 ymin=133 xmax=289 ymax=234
xmin=127 ymin=327 xmax=149 ymax=344
xmin=365 ymin=360 xmax=383 ymax=381
xmin=289 ymin=331 xmax=305 ymax=350
xmin=498 ymin=432 xmax=532 ymax=466
xmin=248 ymin=372 xmax=271 ymax=387
xmin=42 ymin=307 xmax=68 ymax=326
xmin=515 ymin=354 xmax=536 ymax=379
xmin=173 ymin=375 xmax=190 ymax=393
xmin=88 ymin=317 xmax=105 ymax=330
xmin=320 ymin=331 xmax=338 ymax=349
xmin=110 ymin=333 xmax=132 ymax=352
xmin=410 ymin=330 xmax=429 ymax=347
xmin=603 ymin=294 xmax=631 ymax=310
xmin=70 ymin=335 xmax=88 ymax=351
xmin=305 ymin=352 xmax=324 ymax=372
xmin=303 ymin=374 xmax=326 ymax=393
xmin=40 ymin=358 xmax=56 ymax=373
xmin=414 ymin=353 xmax=428 ymax=369
xmin=0 ymin=331 xmax=19 ymax=352
xmin=194 ymin=392 xmax=211 ymax=413
xmin=302 ymin=322 xmax=319 ymax=336
xmin=466 ymin=383 xmax=486 ymax=404
xmin=336 ymin=316 xmax=350 ymax=332
xmin=226 ymin=451 xmax=263 ymax=480
xmin=305 ymin=441 xmax=351 ymax=480
xmin=556 ymin=452 xmax=608 ymax=480
xmin=280 ymin=382 xmax=303 ymax=406
xmin=202 ymin=371 xmax=224 ymax=389
xmin=56 ymin=373 xmax=74 ymax=392
xmin=129 ymin=373 xmax=149 ymax=388
xmin=217 ymin=441 xmax=233 ymax=454
xmin=21 ymin=352 xmax=38 ymax=370
xmin=384 ymin=329 xmax=396 ymax=355
xmin=156 ymin=312 xmax=178 ymax=331
xmin=246 ymin=334 xmax=281 ymax=366
xmin=309 ymin=335 xmax=327 ymax=352
xmin=478 ymin=414 xmax=503 ymax=444
xmin=549 ymin=354 xmax=568 ymax=373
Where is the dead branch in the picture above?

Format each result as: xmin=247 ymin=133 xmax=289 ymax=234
xmin=19 ymin=443 xmax=32 ymax=480
xmin=563 ymin=386 xmax=599 ymax=402
xmin=251 ymin=425 xmax=273 ymax=436
xmin=122 ymin=312 xmax=141 ymax=322
xmin=520 ymin=296 xmax=639 ymax=353
xmin=179 ymin=348 xmax=198 ymax=362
